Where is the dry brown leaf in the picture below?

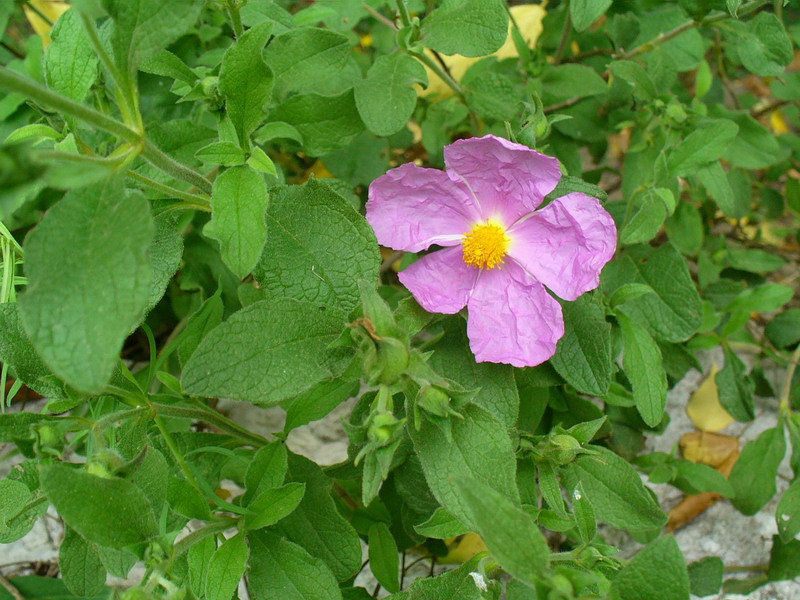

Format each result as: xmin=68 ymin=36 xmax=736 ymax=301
xmin=680 ymin=431 xmax=739 ymax=467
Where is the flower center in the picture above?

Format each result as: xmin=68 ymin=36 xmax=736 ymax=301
xmin=462 ymin=221 xmax=510 ymax=270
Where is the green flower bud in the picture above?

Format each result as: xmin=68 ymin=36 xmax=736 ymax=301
xmin=417 ymin=386 xmax=453 ymax=418
xmin=367 ymin=412 xmax=400 ymax=444
xmin=547 ymin=434 xmax=582 ymax=466
xmin=373 ymin=337 xmax=409 ymax=385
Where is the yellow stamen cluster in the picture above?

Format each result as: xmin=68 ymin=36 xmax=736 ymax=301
xmin=462 ymin=222 xmax=510 ymax=270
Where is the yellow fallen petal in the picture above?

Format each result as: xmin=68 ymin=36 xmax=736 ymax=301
xmin=439 ymin=533 xmax=489 ymax=564
xmin=418 ymin=3 xmax=546 ymax=98
xmin=770 ymin=109 xmax=790 ymax=135
xmin=686 ymin=363 xmax=735 ymax=433
xmin=23 ymin=0 xmax=70 ymax=48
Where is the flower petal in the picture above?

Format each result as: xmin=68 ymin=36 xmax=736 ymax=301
xmin=466 ymin=261 xmax=564 ymax=367
xmin=508 ymin=192 xmax=617 ymax=301
xmin=444 ymin=135 xmax=562 ymax=225
xmin=398 ymin=246 xmax=477 ymax=314
xmin=366 ymin=162 xmax=480 ymax=252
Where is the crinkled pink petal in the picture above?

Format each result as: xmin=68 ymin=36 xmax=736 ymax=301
xmin=366 ymin=162 xmax=480 ymax=252
xmin=466 ymin=261 xmax=564 ymax=367
xmin=444 ymin=135 xmax=562 ymax=226
xmin=508 ymin=192 xmax=617 ymax=301
xmin=399 ymin=246 xmax=478 ymax=314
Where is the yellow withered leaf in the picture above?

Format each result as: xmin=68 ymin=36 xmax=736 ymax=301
xmin=686 ymin=363 xmax=735 ymax=432
xmin=439 ymin=532 xmax=489 ymax=564
xmin=23 ymin=0 xmax=70 ymax=48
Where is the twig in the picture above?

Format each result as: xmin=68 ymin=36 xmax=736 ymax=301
xmin=380 ymin=251 xmax=404 ymax=274
xmin=751 ymin=99 xmax=790 ymax=119
xmin=543 ymin=96 xmax=585 ymax=114
xmin=553 ymin=6 xmax=572 ymax=65
xmin=0 ymin=576 xmax=24 ymax=600
xmin=363 ymin=3 xmax=397 ymax=30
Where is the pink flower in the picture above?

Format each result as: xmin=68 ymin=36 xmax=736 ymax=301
xmin=366 ymin=135 xmax=617 ymax=368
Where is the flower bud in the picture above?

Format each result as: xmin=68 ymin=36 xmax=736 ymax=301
xmin=417 ymin=386 xmax=453 ymax=418
xmin=372 ymin=337 xmax=410 ymax=385
xmin=367 ymin=412 xmax=401 ymax=444
xmin=547 ymin=434 xmax=582 ymax=466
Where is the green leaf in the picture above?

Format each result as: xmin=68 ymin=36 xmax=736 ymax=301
xmin=188 ymin=537 xmax=215 ymax=597
xmin=177 ymin=289 xmax=224 ymax=367
xmin=619 ymin=314 xmax=667 ymax=427
xmin=739 ymin=13 xmax=793 ymax=76
xmin=715 ymin=345 xmax=754 ymax=422
xmin=248 ymin=532 xmax=343 ymax=600
xmin=182 ymin=298 xmax=349 ymax=406
xmin=44 ymin=8 xmax=97 ymax=103
xmin=414 ymin=507 xmax=470 ymax=539
xmin=665 ymin=202 xmax=703 ymax=255
xmin=283 ymin=375 xmax=360 ymax=433
xmin=148 ymin=213 xmax=183 ymax=313
xmin=570 ymin=0 xmax=612 ymax=32
xmin=40 ymin=465 xmax=158 ymax=548
xmin=205 ymin=165 xmax=269 ymax=279
xmin=139 ymin=50 xmax=197 ymax=84
xmin=195 ymin=142 xmax=246 ymax=166
xmin=776 ymin=479 xmax=800 ymax=543
xmin=275 ymin=454 xmax=362 ymax=581
xmin=264 ymin=28 xmax=354 ymax=99
xmin=408 ymin=403 xmax=520 ymax=529
xmin=730 ymin=426 xmax=786 ymax=515
xmin=668 ymin=120 xmax=739 ymax=176
xmin=103 ymin=0 xmax=204 ymax=78
xmin=253 ymin=179 xmax=380 ymax=312
xmin=457 ymin=478 xmax=549 ymax=586
xmin=420 ymin=0 xmax=508 ymax=57
xmin=205 ymin=532 xmax=249 ymax=600
xmin=368 ymin=523 xmax=400 ymax=593
xmin=766 ymin=309 xmax=800 ymax=349
xmin=247 ymin=147 xmax=277 ymax=175
xmin=716 ymin=109 xmax=788 ymax=169
xmin=603 ymin=244 xmax=702 ymax=342
xmin=612 ymin=535 xmax=689 ymax=600
xmin=244 ymin=483 xmax=305 ymax=530
xmin=355 ymin=52 xmax=426 ymax=136
xmin=0 ymin=304 xmax=67 ymax=400
xmin=609 ymin=60 xmax=657 ymax=100
xmin=219 ymin=22 xmax=274 ymax=148
xmin=673 ymin=460 xmax=734 ymax=497
xmin=541 ymin=64 xmax=608 ymax=100
xmin=688 ymin=557 xmax=723 ymax=597
xmin=400 ymin=558 xmax=484 ymax=600
xmin=620 ymin=188 xmax=669 ymax=245
xmin=243 ymin=442 xmax=288 ymax=505
xmin=725 ymin=284 xmax=794 ymax=313
xmin=0 ymin=479 xmax=35 ymax=543
xmin=573 ymin=483 xmax=597 ymax=544
xmin=271 ymin=89 xmax=364 ymax=156
xmin=561 ymin=446 xmax=667 ymax=531
xmin=550 ymin=295 xmax=612 ymax=396
xmin=428 ymin=320 xmax=519 ymax=427
xmin=768 ymin=536 xmax=800 ymax=582
xmin=727 ymin=249 xmax=786 ymax=273
xmin=59 ymin=529 xmax=106 ymax=598
xmin=19 ymin=178 xmax=153 ymax=394
xmin=696 ymin=162 xmax=740 ymax=217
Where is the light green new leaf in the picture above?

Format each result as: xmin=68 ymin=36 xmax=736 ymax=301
xmin=19 ymin=178 xmax=153 ymax=393
xmin=457 ymin=478 xmax=549 ymax=586
xmin=195 ymin=142 xmax=246 ymax=166
xmin=619 ymin=314 xmax=667 ymax=427
xmin=206 ymin=165 xmax=269 ymax=279
xmin=612 ymin=536 xmax=689 ymax=600
xmin=408 ymin=403 xmax=520 ymax=529
xmin=182 ymin=298 xmax=349 ymax=405
xmin=271 ymin=89 xmax=364 ymax=156
xmin=562 ymin=446 xmax=667 ymax=531
xmin=248 ymin=532 xmax=343 ymax=600
xmin=355 ymin=52 xmax=426 ymax=136
xmin=253 ymin=179 xmax=380 ymax=312
xmin=40 ymin=465 xmax=158 ymax=548
xmin=44 ymin=8 xmax=97 ymax=102
xmin=219 ymin=22 xmax=274 ymax=148
xmin=205 ymin=533 xmax=249 ymax=600
xmin=420 ymin=0 xmax=508 ymax=57
xmin=570 ymin=0 xmax=612 ymax=32
xmin=60 ymin=528 xmax=106 ymax=598
xmin=730 ymin=426 xmax=786 ymax=515
xmin=103 ymin=0 xmax=204 ymax=78
xmin=264 ymin=28 xmax=353 ymax=99
xmin=551 ymin=296 xmax=612 ymax=397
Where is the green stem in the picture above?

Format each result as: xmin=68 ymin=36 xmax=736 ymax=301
xmin=153 ymin=402 xmax=270 ymax=447
xmin=172 ymin=519 xmax=235 ymax=557
xmin=127 ymin=171 xmax=212 ymax=209
xmin=142 ymin=139 xmax=213 ymax=195
xmin=411 ymin=50 xmax=468 ymax=102
xmin=553 ymin=2 xmax=572 ymax=65
xmin=36 ymin=149 xmax=131 ymax=169
xmin=779 ymin=344 xmax=800 ymax=414
xmin=395 ymin=0 xmax=413 ymax=28
xmin=227 ymin=4 xmax=245 ymax=38
xmin=0 ymin=66 xmax=139 ymax=142
xmin=153 ymin=409 xmax=204 ymax=493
